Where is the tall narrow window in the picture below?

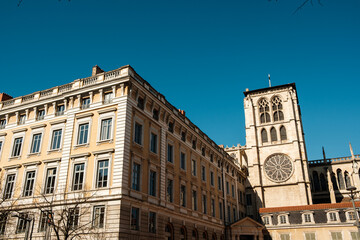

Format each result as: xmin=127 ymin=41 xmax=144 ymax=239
xmin=192 ymin=160 xmax=197 ymax=176
xmin=69 ymin=208 xmax=80 ymax=229
xmin=337 ymin=169 xmax=345 ymax=190
xmin=201 ymin=165 xmax=206 ymax=181
xmin=134 ymin=122 xmax=142 ymax=145
xmin=149 ymin=170 xmax=157 ymax=197
xmin=261 ymin=129 xmax=268 ymax=143
xmin=211 ymin=198 xmax=215 ymax=217
xmin=38 ymin=211 xmax=49 ymax=232
xmin=219 ymin=201 xmax=223 ymax=220
xmin=181 ymin=131 xmax=186 ymax=141
xmin=152 ymin=109 xmax=159 ymax=121
xmin=270 ymin=127 xmax=277 ymax=142
xmin=30 ymin=133 xmax=42 ymax=153
xmin=210 ymin=171 xmax=214 ymax=186
xmin=131 ymin=207 xmax=139 ymax=230
xmin=78 ymin=123 xmax=89 ymax=145
xmin=345 ymin=171 xmax=352 ymax=188
xmin=149 ymin=212 xmax=156 ymax=233
xmin=331 ymin=232 xmax=342 ymax=240
xmin=280 ymin=126 xmax=287 ymax=140
xmin=132 ymin=163 xmax=141 ymax=191
xmin=218 ymin=176 xmax=222 ymax=190
xmin=93 ymin=205 xmax=105 ymax=228
xmin=192 ymin=190 xmax=197 ymax=211
xmin=137 ymin=97 xmax=144 ymax=110
xmin=51 ymin=129 xmax=62 ymax=150
xmin=305 ymin=233 xmax=316 ymax=240
xmin=4 ymin=174 xmax=16 ymax=199
xmin=23 ymin=171 xmax=36 ymax=197
xmin=100 ymin=119 xmax=112 ymax=141
xmin=44 ymin=168 xmax=57 ymax=194
xmin=226 ymin=181 xmax=229 ymax=195
xmin=16 ymin=213 xmax=29 ymax=233
xmin=180 ymin=152 xmax=186 ymax=170
xmin=168 ymin=122 xmax=174 ymax=133
xmin=180 ymin=185 xmax=186 ymax=207
xmin=259 ymin=98 xmax=270 ymax=123
xmin=272 ymin=96 xmax=284 ymax=121
xmin=12 ymin=137 xmax=23 ymax=157
xmin=202 ymin=195 xmax=207 ymax=214
xmin=150 ymin=133 xmax=158 ymax=153
xmin=167 ymin=144 xmax=173 ymax=163
xmin=72 ymin=163 xmax=85 ymax=191
xmin=320 ymin=173 xmax=328 ymax=191
xmin=167 ymin=179 xmax=173 ymax=202
xmin=96 ymin=160 xmax=109 ymax=188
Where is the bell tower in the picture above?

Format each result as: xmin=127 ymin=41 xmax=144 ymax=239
xmin=243 ymin=83 xmax=312 ymax=211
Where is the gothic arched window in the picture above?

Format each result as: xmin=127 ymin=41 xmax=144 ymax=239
xmin=320 ymin=173 xmax=328 ymax=191
xmin=312 ymin=171 xmax=320 ymax=192
xmin=280 ymin=126 xmax=287 ymax=140
xmin=337 ymin=169 xmax=345 ymax=190
xmin=331 ymin=173 xmax=339 ymax=190
xmin=270 ymin=127 xmax=277 ymax=142
xmin=259 ymin=98 xmax=271 ymax=123
xmin=272 ymin=96 xmax=284 ymax=121
xmin=345 ymin=171 xmax=352 ymax=188
xmin=261 ymin=129 xmax=268 ymax=143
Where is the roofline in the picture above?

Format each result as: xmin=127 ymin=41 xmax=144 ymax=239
xmin=243 ymin=83 xmax=296 ymax=97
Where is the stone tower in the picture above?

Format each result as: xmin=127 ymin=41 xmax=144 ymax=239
xmin=243 ymin=83 xmax=312 ymax=213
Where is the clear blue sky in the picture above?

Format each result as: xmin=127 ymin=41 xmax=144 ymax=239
xmin=1 ymin=0 xmax=359 ymax=160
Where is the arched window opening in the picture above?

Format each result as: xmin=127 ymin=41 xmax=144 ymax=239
xmin=270 ymin=127 xmax=277 ymax=142
xmin=337 ymin=169 xmax=345 ymax=190
xmin=192 ymin=229 xmax=199 ymax=240
xmin=320 ymin=173 xmax=328 ymax=191
xmin=165 ymin=223 xmax=174 ymax=240
xmin=272 ymin=96 xmax=284 ymax=121
xmin=212 ymin=233 xmax=217 ymax=240
xmin=331 ymin=173 xmax=339 ymax=190
xmin=312 ymin=171 xmax=320 ymax=192
xmin=259 ymin=99 xmax=271 ymax=123
xmin=280 ymin=126 xmax=287 ymax=140
xmin=203 ymin=231 xmax=208 ymax=240
xmin=261 ymin=129 xmax=268 ymax=143
xmin=180 ymin=226 xmax=187 ymax=240
xmin=345 ymin=171 xmax=352 ymax=188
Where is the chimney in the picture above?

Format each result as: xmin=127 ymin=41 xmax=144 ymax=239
xmin=92 ymin=65 xmax=104 ymax=76
xmin=0 ymin=93 xmax=13 ymax=102
xmin=178 ymin=109 xmax=186 ymax=116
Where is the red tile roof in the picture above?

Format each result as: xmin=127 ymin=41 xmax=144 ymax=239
xmin=259 ymin=202 xmax=360 ymax=213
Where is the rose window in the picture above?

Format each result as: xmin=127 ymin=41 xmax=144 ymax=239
xmin=264 ymin=154 xmax=293 ymax=182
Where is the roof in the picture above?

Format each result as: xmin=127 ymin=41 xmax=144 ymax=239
xmin=230 ymin=217 xmax=264 ymax=229
xmin=259 ymin=202 xmax=360 ymax=214
xmin=243 ymin=83 xmax=296 ymax=97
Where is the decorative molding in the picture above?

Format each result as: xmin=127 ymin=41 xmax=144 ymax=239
xmin=0 ymin=132 xmax=7 ymax=137
xmin=92 ymin=148 xmax=115 ymax=156
xmin=23 ymin=161 xmax=42 ymax=167
xmin=70 ymin=152 xmax=91 ymax=159
xmin=75 ymin=112 xmax=94 ymax=119
xmin=30 ymin=123 xmax=47 ymax=129
xmin=3 ymin=164 xmax=22 ymax=170
xmin=43 ymin=158 xmax=62 ymax=164
xmin=12 ymin=128 xmax=28 ymax=134
xmin=98 ymin=107 xmax=117 ymax=114
xmin=50 ymin=119 xmax=67 ymax=125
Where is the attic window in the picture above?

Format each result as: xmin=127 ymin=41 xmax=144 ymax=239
xmin=168 ymin=122 xmax=174 ymax=133
xmin=137 ymin=97 xmax=144 ymax=110
xmin=181 ymin=131 xmax=186 ymax=142
xmin=153 ymin=109 xmax=159 ymax=121
xmin=192 ymin=140 xmax=196 ymax=150
xmin=201 ymin=147 xmax=205 ymax=156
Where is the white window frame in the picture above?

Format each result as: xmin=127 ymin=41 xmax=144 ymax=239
xmin=28 ymin=127 xmax=45 ymax=155
xmin=131 ymin=157 xmax=142 ymax=192
xmin=21 ymin=164 xmax=39 ymax=198
xmin=92 ymin=151 xmax=112 ymax=190
xmin=262 ymin=214 xmax=272 ymax=225
xmin=130 ymin=205 xmax=141 ymax=231
xmin=329 ymin=231 xmax=343 ymax=240
xmin=9 ymin=130 xmax=26 ymax=159
xmin=0 ymin=136 xmax=5 ymax=159
xmin=133 ymin=116 xmax=144 ymax=146
xmin=2 ymin=168 xmax=19 ymax=199
xmin=69 ymin=157 xmax=88 ymax=192
xmin=302 ymin=211 xmax=315 ymax=224
xmin=75 ymin=117 xmax=92 ymax=147
xmin=326 ymin=210 xmax=340 ymax=223
xmin=97 ymin=111 xmax=115 ymax=143
xmin=345 ymin=209 xmax=359 ymax=222
xmin=42 ymin=160 xmax=60 ymax=195
xmin=278 ymin=213 xmax=289 ymax=225
xmin=92 ymin=204 xmax=107 ymax=229
xmin=48 ymin=122 xmax=65 ymax=152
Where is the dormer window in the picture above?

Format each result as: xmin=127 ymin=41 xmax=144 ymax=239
xmin=262 ymin=215 xmax=272 ymax=225
xmin=327 ymin=211 xmax=340 ymax=223
xmin=346 ymin=210 xmax=359 ymax=222
xmin=278 ymin=214 xmax=289 ymax=225
xmin=137 ymin=97 xmax=144 ymax=110
xmin=272 ymin=96 xmax=284 ymax=121
xmin=258 ymin=98 xmax=270 ymax=123
xmin=302 ymin=212 xmax=314 ymax=224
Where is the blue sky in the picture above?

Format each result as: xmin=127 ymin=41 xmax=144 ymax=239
xmin=1 ymin=0 xmax=359 ymax=160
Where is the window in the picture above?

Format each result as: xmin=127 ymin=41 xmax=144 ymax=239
xmin=328 ymin=212 xmax=338 ymax=222
xmin=331 ymin=232 xmax=342 ymax=240
xmin=180 ymin=185 xmax=186 ymax=207
xmin=37 ymin=109 xmax=45 ymax=120
xmin=306 ymin=233 xmax=317 ymax=240
xmin=218 ymin=176 xmax=222 ymax=190
xmin=211 ymin=198 xmax=215 ymax=217
xmin=279 ymin=215 xmax=287 ymax=224
xmin=233 ymin=207 xmax=237 ymax=221
xmin=231 ymin=184 xmax=235 ymax=198
xmin=56 ymin=105 xmax=64 ymax=116
xmin=132 ymin=163 xmax=141 ymax=191
xmin=93 ymin=205 xmax=105 ymax=228
xmin=72 ymin=163 xmax=85 ymax=191
xmin=303 ymin=213 xmax=312 ymax=223
xmin=181 ymin=131 xmax=186 ymax=141
xmin=210 ymin=154 xmax=213 ymax=163
xmin=351 ymin=232 xmax=360 ymax=240
xmin=168 ymin=122 xmax=174 ymax=133
xmin=137 ymin=96 xmax=144 ymax=110
xmin=77 ymin=123 xmax=89 ymax=145
xmin=16 ymin=213 xmax=29 ymax=233
xmin=152 ymin=109 xmax=159 ymax=121
xmin=104 ymin=92 xmax=113 ymax=104
xmin=347 ymin=211 xmax=357 ymax=221
xmin=202 ymin=195 xmax=207 ymax=214
xmin=259 ymin=98 xmax=270 ymax=123
xmin=345 ymin=171 xmax=352 ymax=188
xmin=12 ymin=137 xmax=23 ymax=157
xmin=131 ymin=207 xmax=139 ymax=230
xmin=149 ymin=212 xmax=156 ymax=233
xmin=81 ymin=97 xmax=90 ymax=109
xmin=192 ymin=190 xmax=197 ymax=211
xmin=134 ymin=122 xmax=143 ymax=145
xmin=210 ymin=171 xmax=214 ymax=186
xmin=4 ymin=174 xmax=16 ymax=199
xmin=69 ymin=208 xmax=80 ymax=229
xmin=192 ymin=140 xmax=196 ymax=149
xmin=166 ymin=179 xmax=173 ymax=202
xmin=270 ymin=127 xmax=277 ymax=141
xmin=38 ymin=211 xmax=49 ymax=232
xmin=100 ymin=118 xmax=112 ymax=141
xmin=246 ymin=194 xmax=252 ymax=205
xmin=202 ymin=147 xmax=205 ymax=156
xmin=180 ymin=152 xmax=186 ymax=170
xmin=272 ymin=96 xmax=284 ymax=121
xmin=192 ymin=160 xmax=197 ymax=176
xmin=280 ymin=126 xmax=287 ymax=140
xmin=280 ymin=234 xmax=290 ymax=240
xmin=149 ymin=170 xmax=157 ymax=197
xmin=30 ymin=133 xmax=42 ymax=153
xmin=167 ymin=144 xmax=173 ymax=163
xmin=226 ymin=181 xmax=229 ymax=195
xmin=51 ymin=129 xmax=62 ymax=150
xmin=227 ymin=205 xmax=231 ymax=222
xmin=23 ymin=171 xmax=36 ymax=197
xmin=0 ymin=119 xmax=6 ymax=129
xmin=18 ymin=114 xmax=26 ymax=125
xmin=201 ymin=165 xmax=206 ymax=181
xmin=263 ymin=216 xmax=270 ymax=225
xmin=150 ymin=132 xmax=158 ymax=153
xmin=337 ymin=169 xmax=345 ymax=190
xmin=96 ymin=160 xmax=109 ymax=188
xmin=261 ymin=129 xmax=268 ymax=143
xmin=44 ymin=168 xmax=57 ymax=194
xmin=219 ymin=201 xmax=223 ymax=219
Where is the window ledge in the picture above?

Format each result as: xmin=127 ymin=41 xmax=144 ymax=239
xmin=9 ymin=156 xmax=21 ymax=160
xmin=96 ymin=139 xmax=113 ymax=145
xmin=73 ymin=143 xmax=90 ymax=149
xmin=47 ymin=148 xmax=62 ymax=153
xmin=132 ymin=142 xmax=143 ymax=149
xmin=27 ymin=152 xmax=41 ymax=157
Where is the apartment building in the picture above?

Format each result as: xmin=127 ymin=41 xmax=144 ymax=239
xmin=0 ymin=65 xmax=248 ymax=239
